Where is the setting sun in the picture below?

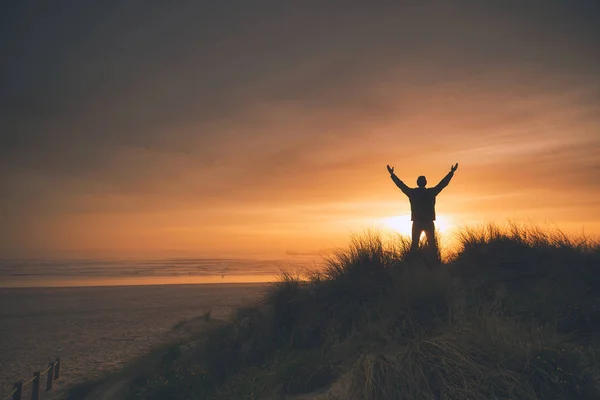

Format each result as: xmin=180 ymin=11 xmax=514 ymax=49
xmin=381 ymin=214 xmax=453 ymax=236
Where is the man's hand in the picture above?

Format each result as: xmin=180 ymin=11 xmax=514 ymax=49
xmin=450 ymin=163 xmax=459 ymax=173
xmin=387 ymin=165 xmax=395 ymax=175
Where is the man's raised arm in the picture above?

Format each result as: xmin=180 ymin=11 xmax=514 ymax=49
xmin=387 ymin=165 xmax=411 ymax=196
xmin=433 ymin=163 xmax=458 ymax=195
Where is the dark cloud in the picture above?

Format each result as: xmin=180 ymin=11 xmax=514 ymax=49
xmin=1 ymin=1 xmax=599 ymax=256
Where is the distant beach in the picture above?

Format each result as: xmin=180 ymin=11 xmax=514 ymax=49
xmin=0 ymin=257 xmax=322 ymax=288
xmin=0 ymin=283 xmax=267 ymax=399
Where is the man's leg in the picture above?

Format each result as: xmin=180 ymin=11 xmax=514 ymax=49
xmin=410 ymin=222 xmax=423 ymax=252
xmin=423 ymin=222 xmax=440 ymax=259
xmin=423 ymin=222 xmax=436 ymax=248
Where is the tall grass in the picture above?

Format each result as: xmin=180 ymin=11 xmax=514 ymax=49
xmin=130 ymin=223 xmax=600 ymax=400
xmin=452 ymin=222 xmax=600 ymax=334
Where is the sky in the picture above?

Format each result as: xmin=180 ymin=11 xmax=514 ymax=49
xmin=1 ymin=1 xmax=599 ymax=259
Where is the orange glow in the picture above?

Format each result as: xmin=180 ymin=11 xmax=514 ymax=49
xmin=3 ymin=70 xmax=600 ymax=261
xmin=0 ymin=274 xmax=278 ymax=288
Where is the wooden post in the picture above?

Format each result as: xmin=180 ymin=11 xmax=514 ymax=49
xmin=12 ymin=381 xmax=23 ymax=400
xmin=46 ymin=362 xmax=54 ymax=391
xmin=54 ymin=358 xmax=61 ymax=380
xmin=32 ymin=372 xmax=41 ymax=400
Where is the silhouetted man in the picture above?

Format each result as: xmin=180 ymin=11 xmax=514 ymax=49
xmin=387 ymin=163 xmax=458 ymax=253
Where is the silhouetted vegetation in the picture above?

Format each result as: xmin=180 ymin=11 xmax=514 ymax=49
xmin=129 ymin=224 xmax=600 ymax=399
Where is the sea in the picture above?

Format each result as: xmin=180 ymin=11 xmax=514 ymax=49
xmin=0 ymin=256 xmax=325 ymax=288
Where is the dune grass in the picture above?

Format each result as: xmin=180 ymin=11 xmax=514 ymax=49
xmin=129 ymin=224 xmax=600 ymax=399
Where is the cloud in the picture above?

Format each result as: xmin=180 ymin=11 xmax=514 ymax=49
xmin=1 ymin=1 xmax=599 ymax=256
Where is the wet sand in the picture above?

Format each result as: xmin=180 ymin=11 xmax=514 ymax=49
xmin=0 ymin=283 xmax=266 ymax=399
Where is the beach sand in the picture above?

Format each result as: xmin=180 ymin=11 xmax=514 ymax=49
xmin=0 ymin=283 xmax=266 ymax=399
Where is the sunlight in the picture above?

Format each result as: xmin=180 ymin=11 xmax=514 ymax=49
xmin=436 ymin=215 xmax=452 ymax=233
xmin=381 ymin=214 xmax=453 ymax=236
xmin=381 ymin=215 xmax=413 ymax=236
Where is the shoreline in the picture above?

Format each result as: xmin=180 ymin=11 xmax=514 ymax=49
xmin=0 ymin=280 xmax=271 ymax=290
xmin=0 ymin=276 xmax=277 ymax=289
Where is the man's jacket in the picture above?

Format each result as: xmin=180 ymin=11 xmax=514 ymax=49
xmin=390 ymin=171 xmax=454 ymax=222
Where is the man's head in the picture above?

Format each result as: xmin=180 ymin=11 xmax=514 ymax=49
xmin=417 ymin=175 xmax=427 ymax=188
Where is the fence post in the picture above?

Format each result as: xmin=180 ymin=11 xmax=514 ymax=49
xmin=32 ymin=372 xmax=41 ymax=400
xmin=12 ymin=381 xmax=22 ymax=400
xmin=46 ymin=362 xmax=54 ymax=391
xmin=54 ymin=358 xmax=61 ymax=380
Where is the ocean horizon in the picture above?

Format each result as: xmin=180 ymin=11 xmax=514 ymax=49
xmin=0 ymin=256 xmax=325 ymax=288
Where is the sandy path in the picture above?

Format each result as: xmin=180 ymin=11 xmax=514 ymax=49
xmin=75 ymin=315 xmax=224 ymax=400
